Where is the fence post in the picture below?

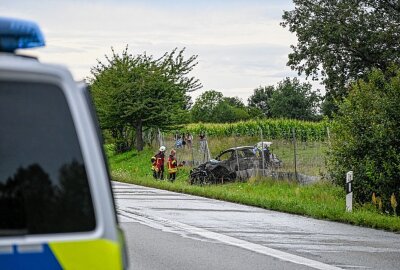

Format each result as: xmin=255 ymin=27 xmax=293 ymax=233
xmin=233 ymin=133 xmax=240 ymax=180
xmin=292 ymin=128 xmax=298 ymax=181
xmin=157 ymin=129 xmax=160 ymax=147
xmin=260 ymin=127 xmax=265 ymax=176
xmin=235 ymin=145 xmax=240 ymax=181
xmin=204 ymin=135 xmax=211 ymax=162
xmin=191 ymin=136 xmax=195 ymax=166
xmin=327 ymin=126 xmax=331 ymax=148
xmin=157 ymin=128 xmax=165 ymax=148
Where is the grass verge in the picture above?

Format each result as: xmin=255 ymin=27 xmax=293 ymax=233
xmin=108 ymin=147 xmax=400 ymax=232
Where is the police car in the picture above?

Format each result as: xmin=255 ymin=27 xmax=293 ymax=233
xmin=0 ymin=17 xmax=128 ymax=269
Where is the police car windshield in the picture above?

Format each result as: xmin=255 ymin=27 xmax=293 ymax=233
xmin=0 ymin=81 xmax=95 ymax=235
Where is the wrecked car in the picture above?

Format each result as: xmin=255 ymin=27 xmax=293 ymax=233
xmin=189 ymin=160 xmax=236 ymax=185
xmin=189 ymin=143 xmax=282 ymax=185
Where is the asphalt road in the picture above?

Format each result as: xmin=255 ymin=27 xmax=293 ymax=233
xmin=122 ymin=222 xmax=312 ymax=270
xmin=113 ymin=182 xmax=400 ymax=270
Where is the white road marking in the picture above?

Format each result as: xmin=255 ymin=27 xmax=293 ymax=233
xmin=118 ymin=207 xmax=344 ymax=270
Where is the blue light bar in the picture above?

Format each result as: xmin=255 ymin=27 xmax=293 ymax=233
xmin=0 ymin=17 xmax=45 ymax=52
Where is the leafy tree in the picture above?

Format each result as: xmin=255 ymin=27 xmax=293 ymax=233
xmin=281 ymin=0 xmax=400 ymax=116
xmin=232 ymin=106 xmax=251 ymax=122
xmin=183 ymin=95 xmax=193 ymax=110
xmin=247 ymin=86 xmax=274 ymax=117
xmin=191 ymin=90 xmax=223 ymax=122
xmin=191 ymin=90 xmax=250 ymax=123
xmin=328 ymin=67 xmax=400 ymax=213
xmin=211 ymin=101 xmax=235 ymax=123
xmin=90 ymin=47 xmax=201 ymax=152
xmin=268 ymin=78 xmax=321 ymax=120
xmin=247 ymin=106 xmax=264 ymax=119
xmin=212 ymin=101 xmax=250 ymax=123
xmin=320 ymin=92 xmax=339 ymax=119
xmin=223 ymin=96 xmax=245 ymax=109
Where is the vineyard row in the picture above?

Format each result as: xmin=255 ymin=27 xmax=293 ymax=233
xmin=181 ymin=119 xmax=330 ymax=141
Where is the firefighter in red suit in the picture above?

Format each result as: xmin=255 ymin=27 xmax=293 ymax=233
xmin=167 ymin=149 xmax=178 ymax=182
xmin=152 ymin=146 xmax=166 ymax=180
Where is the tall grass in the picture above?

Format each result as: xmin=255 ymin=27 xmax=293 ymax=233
xmin=108 ymin=146 xmax=400 ymax=232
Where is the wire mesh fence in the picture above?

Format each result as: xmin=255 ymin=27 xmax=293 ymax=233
xmin=155 ymin=128 xmax=329 ymax=184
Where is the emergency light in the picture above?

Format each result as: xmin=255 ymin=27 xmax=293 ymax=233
xmin=0 ymin=17 xmax=45 ymax=52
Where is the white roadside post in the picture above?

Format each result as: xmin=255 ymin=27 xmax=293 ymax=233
xmin=346 ymin=171 xmax=353 ymax=212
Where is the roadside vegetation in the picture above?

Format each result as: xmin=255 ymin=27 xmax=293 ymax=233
xmin=91 ymin=1 xmax=400 ymax=233
xmin=107 ymin=146 xmax=400 ymax=232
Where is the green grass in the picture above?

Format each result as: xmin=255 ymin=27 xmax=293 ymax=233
xmin=108 ymin=146 xmax=400 ymax=232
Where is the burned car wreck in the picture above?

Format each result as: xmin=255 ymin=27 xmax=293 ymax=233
xmin=189 ymin=142 xmax=282 ymax=185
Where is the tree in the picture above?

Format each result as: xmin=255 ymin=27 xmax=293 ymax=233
xmin=212 ymin=101 xmax=250 ymax=123
xmin=191 ymin=90 xmax=250 ymax=123
xmin=191 ymin=90 xmax=223 ymax=122
xmin=281 ymin=0 xmax=400 ymax=116
xmin=247 ymin=86 xmax=274 ymax=117
xmin=328 ymin=67 xmax=400 ymax=213
xmin=268 ymin=78 xmax=321 ymax=120
xmin=90 ymin=47 xmax=201 ymax=152
xmin=223 ymin=96 xmax=245 ymax=109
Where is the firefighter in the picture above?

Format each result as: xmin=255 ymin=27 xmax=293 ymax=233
xmin=151 ymin=156 xmax=157 ymax=179
xmin=167 ymin=149 xmax=178 ymax=182
xmin=152 ymin=146 xmax=166 ymax=180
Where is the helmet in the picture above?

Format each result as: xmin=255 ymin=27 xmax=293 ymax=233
xmin=159 ymin=146 xmax=166 ymax=152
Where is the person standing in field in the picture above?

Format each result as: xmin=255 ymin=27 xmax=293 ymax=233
xmin=182 ymin=135 xmax=186 ymax=148
xmin=175 ymin=133 xmax=183 ymax=149
xmin=199 ymin=132 xmax=206 ymax=152
xmin=186 ymin=133 xmax=193 ymax=149
xmin=167 ymin=149 xmax=178 ymax=182
xmin=152 ymin=146 xmax=166 ymax=180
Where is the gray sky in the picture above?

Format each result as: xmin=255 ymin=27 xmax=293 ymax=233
xmin=4 ymin=0 xmax=321 ymax=101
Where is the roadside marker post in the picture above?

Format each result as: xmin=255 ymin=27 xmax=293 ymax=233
xmin=346 ymin=171 xmax=353 ymax=212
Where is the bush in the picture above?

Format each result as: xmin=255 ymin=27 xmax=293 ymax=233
xmin=328 ymin=67 xmax=400 ymax=213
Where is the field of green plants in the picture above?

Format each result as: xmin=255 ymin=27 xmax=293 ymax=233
xmin=182 ymin=119 xmax=330 ymax=141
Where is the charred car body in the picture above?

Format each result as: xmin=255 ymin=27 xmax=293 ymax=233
xmin=189 ymin=142 xmax=282 ymax=185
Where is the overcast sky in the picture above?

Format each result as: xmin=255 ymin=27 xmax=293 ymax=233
xmin=4 ymin=0 xmax=320 ymax=102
